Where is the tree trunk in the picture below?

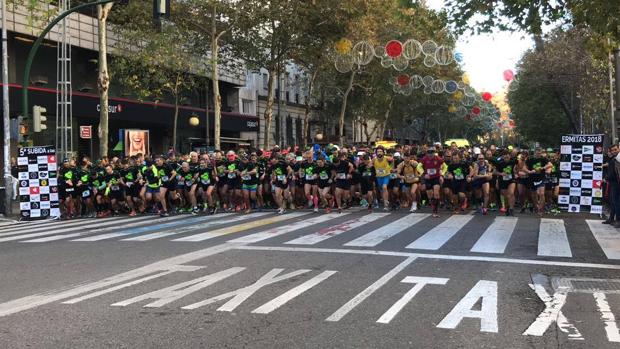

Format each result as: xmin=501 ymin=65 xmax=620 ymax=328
xmin=302 ymin=70 xmax=317 ymax=148
xmin=211 ymin=4 xmax=222 ymax=151
xmin=172 ymin=91 xmax=179 ymax=153
xmin=263 ymin=68 xmax=277 ymax=149
xmin=553 ymin=89 xmax=579 ymax=133
xmin=377 ymin=97 xmax=394 ymax=141
xmin=96 ymin=3 xmax=113 ymax=158
xmin=338 ymin=71 xmax=355 ymax=146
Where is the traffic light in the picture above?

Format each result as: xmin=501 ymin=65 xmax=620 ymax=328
xmin=33 ymin=105 xmax=47 ymax=132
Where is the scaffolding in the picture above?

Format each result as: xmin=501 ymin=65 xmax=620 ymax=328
xmin=56 ymin=0 xmax=73 ymax=160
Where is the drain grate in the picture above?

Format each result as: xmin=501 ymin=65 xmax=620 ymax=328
xmin=552 ymin=277 xmax=620 ymax=294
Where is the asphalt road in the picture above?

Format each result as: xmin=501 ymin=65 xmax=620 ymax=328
xmin=1 ymin=209 xmax=620 ymax=348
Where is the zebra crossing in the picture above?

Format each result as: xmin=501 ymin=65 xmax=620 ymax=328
xmin=1 ymin=212 xmax=620 ymax=262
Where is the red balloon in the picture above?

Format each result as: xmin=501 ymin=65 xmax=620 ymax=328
xmin=472 ymin=106 xmax=481 ymax=115
xmin=385 ymin=40 xmax=403 ymax=58
xmin=503 ymin=69 xmax=514 ymax=82
xmin=482 ymin=92 xmax=492 ymax=101
xmin=397 ymin=74 xmax=410 ymax=86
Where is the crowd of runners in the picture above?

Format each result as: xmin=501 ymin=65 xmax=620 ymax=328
xmin=48 ymin=141 xmax=572 ymax=220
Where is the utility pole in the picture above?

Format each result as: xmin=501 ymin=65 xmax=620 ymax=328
xmin=2 ymin=0 xmax=11 ymax=215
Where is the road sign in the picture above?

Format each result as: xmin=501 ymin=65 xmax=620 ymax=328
xmin=80 ymin=126 xmax=92 ymax=139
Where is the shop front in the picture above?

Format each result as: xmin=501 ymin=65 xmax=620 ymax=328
xmin=1 ymin=84 xmax=260 ymax=158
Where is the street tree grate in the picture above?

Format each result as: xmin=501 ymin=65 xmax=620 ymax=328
xmin=552 ymin=277 xmax=620 ymax=294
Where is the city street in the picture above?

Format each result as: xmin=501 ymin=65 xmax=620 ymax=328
xmin=1 ymin=210 xmax=620 ymax=348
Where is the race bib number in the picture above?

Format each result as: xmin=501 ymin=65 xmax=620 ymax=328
xmin=455 ymin=174 xmax=464 ymax=180
xmin=406 ymin=174 xmax=416 ymax=181
xmin=186 ymin=180 xmax=194 ymax=186
xmin=534 ymin=180 xmax=543 ymax=186
xmin=319 ymin=173 xmax=329 ymax=180
xmin=306 ymin=174 xmax=315 ymax=180
xmin=363 ymin=171 xmax=372 ymax=177
xmin=227 ymin=173 xmax=237 ymax=179
xmin=427 ymin=168 xmax=437 ymax=176
xmin=66 ymin=187 xmax=74 ymax=192
xmin=503 ymin=174 xmax=513 ymax=181
xmin=81 ymin=190 xmax=90 ymax=198
xmin=336 ymin=173 xmax=347 ymax=180
xmin=389 ymin=173 xmax=397 ymax=179
xmin=242 ymin=175 xmax=252 ymax=181
xmin=277 ymin=175 xmax=286 ymax=181
xmin=377 ymin=169 xmax=387 ymax=176
xmin=111 ymin=185 xmax=120 ymax=191
xmin=162 ymin=176 xmax=169 ymax=182
xmin=126 ymin=181 xmax=134 ymax=187
xmin=200 ymin=179 xmax=210 ymax=185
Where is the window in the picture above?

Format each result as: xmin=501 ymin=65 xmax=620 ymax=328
xmin=262 ymin=73 xmax=269 ymax=90
xmin=242 ymin=99 xmax=253 ymax=114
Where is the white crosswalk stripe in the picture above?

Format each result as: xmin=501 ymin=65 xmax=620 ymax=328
xmin=7 ymin=211 xmax=620 ymax=263
xmin=406 ymin=215 xmax=475 ymax=250
xmin=586 ymin=220 xmax=620 ymax=259
xmin=121 ymin=213 xmax=268 ymax=241
xmin=0 ymin=216 xmax=146 ymax=243
xmin=22 ymin=215 xmax=189 ymax=242
xmin=284 ymin=213 xmax=390 ymax=245
xmin=471 ymin=217 xmax=518 ymax=254
xmin=0 ymin=217 xmax=95 ymax=237
xmin=172 ymin=212 xmax=311 ymax=242
xmin=344 ymin=213 xmax=430 ymax=247
xmin=537 ymin=219 xmax=572 ymax=257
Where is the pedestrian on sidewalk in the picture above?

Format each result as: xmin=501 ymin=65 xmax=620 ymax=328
xmin=603 ymin=144 xmax=620 ymax=227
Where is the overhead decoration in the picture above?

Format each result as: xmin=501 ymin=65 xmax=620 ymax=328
xmin=335 ymin=38 xmax=353 ymax=54
xmin=482 ymin=92 xmax=493 ymax=102
xmin=503 ymin=69 xmax=514 ymax=82
xmin=385 ymin=40 xmax=403 ymax=58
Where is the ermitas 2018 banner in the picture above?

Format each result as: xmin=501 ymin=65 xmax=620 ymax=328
xmin=558 ymin=134 xmax=604 ymax=214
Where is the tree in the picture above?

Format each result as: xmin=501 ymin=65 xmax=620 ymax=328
xmin=508 ymin=27 xmax=609 ymax=144
xmin=96 ymin=2 xmax=114 ymax=158
xmin=112 ymin=5 xmax=199 ymax=152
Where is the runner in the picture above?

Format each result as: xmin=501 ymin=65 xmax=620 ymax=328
xmin=420 ymin=148 xmax=444 ymax=217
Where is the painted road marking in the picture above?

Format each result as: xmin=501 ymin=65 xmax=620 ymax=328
xmin=406 ymin=215 xmax=474 ymax=250
xmin=587 ymin=220 xmax=620 ymax=259
xmin=71 ymin=214 xmax=235 ymax=242
xmin=470 ymin=217 xmax=518 ymax=254
xmin=111 ymin=267 xmax=246 ymax=308
xmin=593 ymin=292 xmax=620 ymax=342
xmin=436 ymin=280 xmax=498 ymax=333
xmin=252 ymin=271 xmax=338 ymax=314
xmin=376 ymin=276 xmax=449 ymax=324
xmin=344 ymin=213 xmax=430 ymax=247
xmin=325 ymin=256 xmax=417 ymax=322
xmin=284 ymin=213 xmax=389 ymax=245
xmin=538 ymin=219 xmax=572 ymax=257
xmin=0 ymin=218 xmax=93 ymax=236
xmin=121 ymin=213 xmax=267 ymax=241
xmin=21 ymin=215 xmax=186 ymax=242
xmin=0 ymin=242 xmax=236 ymax=317
xmin=181 ymin=268 xmax=312 ymax=311
xmin=172 ymin=212 xmax=310 ymax=242
xmin=522 ymin=274 xmax=583 ymax=340
xmin=237 ymin=245 xmax=620 ymax=270
xmin=0 ymin=216 xmax=145 ymax=242
xmin=228 ymin=213 xmax=348 ymax=244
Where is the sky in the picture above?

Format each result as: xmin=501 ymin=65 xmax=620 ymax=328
xmin=426 ymin=0 xmax=534 ymax=93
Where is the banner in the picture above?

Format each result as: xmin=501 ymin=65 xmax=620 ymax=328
xmin=558 ymin=134 xmax=604 ymax=214
xmin=17 ymin=146 xmax=60 ymax=220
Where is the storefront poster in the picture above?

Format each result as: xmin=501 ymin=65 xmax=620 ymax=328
xmin=558 ymin=134 xmax=604 ymax=214
xmin=125 ymin=129 xmax=149 ymax=157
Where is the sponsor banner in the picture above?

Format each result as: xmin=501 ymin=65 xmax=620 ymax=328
xmin=558 ymin=134 xmax=604 ymax=214
xmin=17 ymin=146 xmax=60 ymax=220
